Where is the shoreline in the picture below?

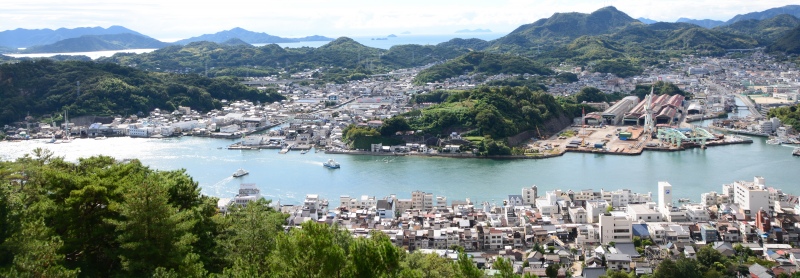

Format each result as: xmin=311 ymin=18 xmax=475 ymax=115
xmin=324 ymin=137 xmax=754 ymax=159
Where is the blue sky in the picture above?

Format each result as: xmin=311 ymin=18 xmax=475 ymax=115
xmin=1 ymin=0 xmax=797 ymax=41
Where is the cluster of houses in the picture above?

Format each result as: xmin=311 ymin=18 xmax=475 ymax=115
xmin=263 ymin=176 xmax=800 ymax=277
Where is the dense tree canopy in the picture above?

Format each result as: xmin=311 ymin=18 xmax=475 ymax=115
xmin=767 ymin=103 xmax=800 ymax=131
xmin=407 ymin=86 xmax=568 ymax=139
xmin=0 ymin=60 xmax=284 ymax=126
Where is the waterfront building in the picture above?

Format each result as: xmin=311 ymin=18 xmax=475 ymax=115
xmin=602 ymin=189 xmax=652 ymax=207
xmin=522 ymin=185 xmax=538 ymax=206
xmin=730 ymin=176 xmax=772 ymax=218
xmin=602 ymin=96 xmax=639 ymax=125
xmin=412 ymin=191 xmax=434 ymax=211
xmin=700 ymin=191 xmax=729 ymax=207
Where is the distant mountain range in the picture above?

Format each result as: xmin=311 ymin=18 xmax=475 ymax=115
xmin=21 ymin=33 xmax=169 ymax=53
xmin=0 ymin=26 xmax=143 ymax=49
xmin=173 ymin=27 xmax=333 ymax=45
xmin=637 ymin=18 xmax=657 ymax=24
xmin=728 ymin=5 xmax=800 ymax=24
xmin=676 ymin=18 xmax=725 ymax=28
xmin=636 ymin=5 xmax=800 ymax=29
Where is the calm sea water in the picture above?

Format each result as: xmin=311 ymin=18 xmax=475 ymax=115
xmin=2 ymin=133 xmax=798 ymax=207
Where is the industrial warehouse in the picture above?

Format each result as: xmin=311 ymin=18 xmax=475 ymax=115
xmin=528 ymin=89 xmax=752 ymax=156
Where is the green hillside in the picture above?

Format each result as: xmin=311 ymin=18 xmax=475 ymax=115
xmin=22 ymin=33 xmax=169 ymax=53
xmin=767 ymin=24 xmax=800 ymax=54
xmin=490 ymin=6 xmax=638 ymax=51
xmin=414 ymin=52 xmax=553 ymax=84
xmin=406 ymin=86 xmax=569 ymax=140
xmin=0 ymin=59 xmax=284 ymax=126
xmin=715 ymin=14 xmax=800 ymax=46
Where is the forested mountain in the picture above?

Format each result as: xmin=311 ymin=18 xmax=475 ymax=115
xmin=715 ymin=14 xmax=800 ymax=46
xmin=768 ymin=24 xmax=800 ymax=54
xmin=414 ymin=52 xmax=553 ymax=84
xmin=726 ymin=5 xmax=800 ymax=24
xmin=21 ymin=33 xmax=169 ymax=53
xmin=0 ymin=60 xmax=283 ymax=126
xmin=490 ymin=6 xmax=638 ymax=51
xmin=405 ymin=86 xmax=572 ymax=141
xmin=0 ymin=26 xmax=144 ymax=49
xmin=174 ymin=27 xmax=333 ymax=45
xmin=98 ymin=38 xmax=469 ymax=82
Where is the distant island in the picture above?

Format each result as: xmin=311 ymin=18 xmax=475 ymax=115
xmin=400 ymin=31 xmax=411 ymax=34
xmin=455 ymin=28 xmax=492 ymax=33
xmin=387 ymin=34 xmax=397 ymax=38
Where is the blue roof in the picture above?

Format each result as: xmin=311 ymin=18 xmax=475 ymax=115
xmin=632 ymin=223 xmax=650 ymax=237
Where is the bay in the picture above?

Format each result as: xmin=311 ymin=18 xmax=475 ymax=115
xmin=1 ymin=134 xmax=798 ymax=207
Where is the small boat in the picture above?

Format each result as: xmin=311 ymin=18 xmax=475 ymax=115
xmin=232 ymin=168 xmax=249 ymax=177
xmin=300 ymin=150 xmax=308 ymax=154
xmin=95 ymin=136 xmax=107 ymax=140
xmin=323 ymin=159 xmax=340 ymax=169
xmin=678 ymin=198 xmax=691 ymax=203
xmin=793 ymin=148 xmax=800 ymax=157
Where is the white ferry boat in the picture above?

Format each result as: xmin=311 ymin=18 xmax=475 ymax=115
xmin=323 ymin=159 xmax=340 ymax=169
xmin=232 ymin=168 xmax=249 ymax=177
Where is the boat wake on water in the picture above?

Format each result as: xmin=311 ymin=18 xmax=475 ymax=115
xmin=209 ymin=176 xmax=235 ymax=196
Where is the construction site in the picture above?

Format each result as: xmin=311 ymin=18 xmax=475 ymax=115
xmin=528 ymin=89 xmax=753 ymax=156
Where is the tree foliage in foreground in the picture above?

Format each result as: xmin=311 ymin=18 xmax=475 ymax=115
xmin=0 ymin=149 xmax=488 ymax=277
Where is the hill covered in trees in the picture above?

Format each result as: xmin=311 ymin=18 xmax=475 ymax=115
xmin=414 ymin=52 xmax=554 ymax=84
xmin=0 ymin=59 xmax=284 ymax=126
xmin=405 ymin=86 xmax=573 ymax=140
xmin=21 ymin=33 xmax=170 ymax=53
xmin=767 ymin=103 xmax=800 ymax=130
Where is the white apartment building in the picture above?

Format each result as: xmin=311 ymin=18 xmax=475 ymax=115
xmin=569 ymin=207 xmax=588 ymax=224
xmin=602 ymin=189 xmax=653 ymax=207
xmin=701 ymin=191 xmax=730 ymax=207
xmin=685 ymin=204 xmax=711 ymax=222
xmin=730 ymin=177 xmax=771 ymax=218
xmin=522 ymin=185 xmax=539 ymax=206
xmin=599 ymin=213 xmax=632 ymax=244
xmin=339 ymin=195 xmax=378 ymax=210
xmin=626 ymin=203 xmax=663 ymax=222
xmin=587 ymin=200 xmax=611 ymax=223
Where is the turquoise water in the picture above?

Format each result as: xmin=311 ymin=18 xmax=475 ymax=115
xmin=1 ymin=134 xmax=797 ymax=206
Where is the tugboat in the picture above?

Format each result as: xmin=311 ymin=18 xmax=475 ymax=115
xmin=232 ymin=168 xmax=249 ymax=177
xmin=323 ymin=159 xmax=340 ymax=169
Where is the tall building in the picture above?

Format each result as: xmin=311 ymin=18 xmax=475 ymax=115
xmin=658 ymin=181 xmax=673 ymax=211
xmin=730 ymin=177 xmax=771 ymax=218
xmin=522 ymin=185 xmax=538 ymax=206
xmin=412 ymin=191 xmax=434 ymax=211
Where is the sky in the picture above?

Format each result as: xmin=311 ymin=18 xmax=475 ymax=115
xmin=2 ymin=0 xmax=798 ymax=42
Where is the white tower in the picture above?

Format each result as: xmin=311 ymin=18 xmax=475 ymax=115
xmin=658 ymin=181 xmax=672 ymax=210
